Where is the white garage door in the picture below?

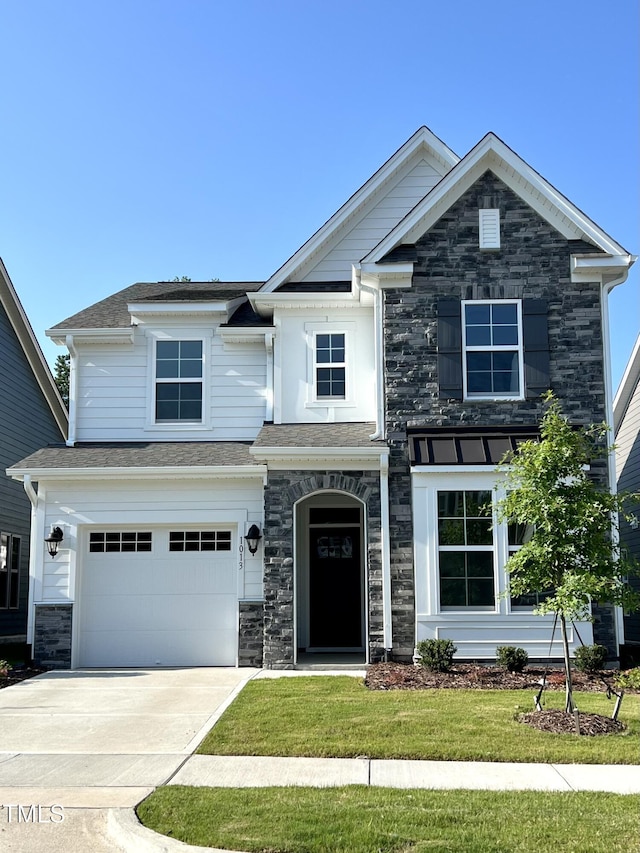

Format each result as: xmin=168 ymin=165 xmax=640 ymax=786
xmin=77 ymin=528 xmax=238 ymax=667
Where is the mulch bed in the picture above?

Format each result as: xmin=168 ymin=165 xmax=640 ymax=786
xmin=365 ymin=663 xmax=633 ymax=736
xmin=0 ymin=667 xmax=45 ymax=690
xmin=364 ymin=662 xmax=627 ymax=693
xmin=518 ymin=709 xmax=625 ymax=736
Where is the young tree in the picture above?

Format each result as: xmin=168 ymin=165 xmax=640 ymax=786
xmin=496 ymin=393 xmax=640 ymax=712
xmin=54 ymin=354 xmax=70 ymax=408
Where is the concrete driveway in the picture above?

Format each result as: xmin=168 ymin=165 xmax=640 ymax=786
xmin=0 ymin=667 xmax=258 ymax=851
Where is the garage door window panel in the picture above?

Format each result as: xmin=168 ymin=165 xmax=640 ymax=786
xmin=169 ymin=531 xmax=232 ymax=552
xmin=89 ymin=532 xmax=152 ymax=553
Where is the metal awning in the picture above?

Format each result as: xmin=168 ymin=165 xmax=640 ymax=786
xmin=408 ymin=426 xmax=539 ymax=466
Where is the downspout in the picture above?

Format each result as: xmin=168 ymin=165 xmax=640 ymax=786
xmin=23 ymin=473 xmax=38 ymax=508
xmin=355 ymin=268 xmax=385 ymax=440
xmin=601 ymin=263 xmax=636 ymax=651
xmin=265 ymin=332 xmax=274 ymax=422
xmin=23 ymin=475 xmax=39 ymax=648
xmin=65 ymin=334 xmax=77 ymax=446
xmin=380 ymin=451 xmax=392 ymax=656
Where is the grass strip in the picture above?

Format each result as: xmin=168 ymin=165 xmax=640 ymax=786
xmin=198 ymin=676 xmax=640 ymax=765
xmin=138 ymin=785 xmax=640 ymax=853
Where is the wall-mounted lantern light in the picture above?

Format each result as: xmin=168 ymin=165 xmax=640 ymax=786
xmin=244 ymin=524 xmax=262 ymax=555
xmin=45 ymin=526 xmax=64 ymax=558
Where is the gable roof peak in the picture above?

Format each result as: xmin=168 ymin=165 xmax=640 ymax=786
xmin=260 ymin=126 xmax=460 ymax=293
xmin=363 ymin=132 xmax=632 ymax=264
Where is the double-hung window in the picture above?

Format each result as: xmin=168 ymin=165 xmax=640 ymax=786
xmin=462 ymin=301 xmax=524 ymax=399
xmin=437 ymin=491 xmax=495 ymax=609
xmin=155 ymin=340 xmax=203 ymax=423
xmin=507 ymin=521 xmax=552 ymax=609
xmin=314 ymin=332 xmax=346 ymax=400
xmin=0 ymin=533 xmax=21 ymax=610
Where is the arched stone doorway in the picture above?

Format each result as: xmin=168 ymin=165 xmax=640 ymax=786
xmin=295 ymin=492 xmax=365 ymax=656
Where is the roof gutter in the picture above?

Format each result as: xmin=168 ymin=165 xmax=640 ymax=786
xmin=9 ymin=465 xmax=269 ymax=481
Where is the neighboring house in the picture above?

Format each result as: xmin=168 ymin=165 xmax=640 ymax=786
xmin=0 ymin=259 xmax=68 ymax=646
xmin=614 ymin=335 xmax=640 ymax=652
xmin=6 ymin=127 xmax=636 ymax=669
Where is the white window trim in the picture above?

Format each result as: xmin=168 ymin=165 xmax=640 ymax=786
xmin=462 ymin=299 xmax=525 ymax=401
xmin=413 ymin=470 xmax=541 ymax=617
xmin=144 ymin=329 xmax=212 ymax=431
xmin=304 ymin=322 xmax=356 ymax=408
xmin=437 ymin=488 xmax=498 ymax=613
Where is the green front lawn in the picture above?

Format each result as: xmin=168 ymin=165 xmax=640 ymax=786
xmin=138 ymin=786 xmax=640 ymax=853
xmin=198 ymin=676 xmax=640 ymax=765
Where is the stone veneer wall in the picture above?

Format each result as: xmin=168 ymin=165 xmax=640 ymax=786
xmin=33 ymin=604 xmax=72 ymax=668
xmin=238 ymin=601 xmax=264 ymax=667
xmin=262 ymin=471 xmax=383 ymax=668
xmin=382 ymin=170 xmax=616 ymax=656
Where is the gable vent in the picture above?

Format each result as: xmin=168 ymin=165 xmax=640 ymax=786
xmin=479 ymin=208 xmax=500 ymax=250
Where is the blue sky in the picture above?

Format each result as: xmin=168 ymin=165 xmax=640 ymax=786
xmin=2 ymin=1 xmax=638 ymax=390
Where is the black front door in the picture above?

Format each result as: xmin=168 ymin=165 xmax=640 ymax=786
xmin=309 ymin=527 xmax=362 ymax=648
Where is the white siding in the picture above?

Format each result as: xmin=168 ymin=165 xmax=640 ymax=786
xmin=275 ymin=306 xmax=376 ymax=424
xmin=297 ymin=159 xmax=443 ymax=282
xmin=74 ymin=326 xmax=267 ymax=442
xmin=38 ymin=477 xmax=264 ymax=603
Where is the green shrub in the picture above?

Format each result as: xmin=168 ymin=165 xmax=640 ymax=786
xmin=496 ymin=646 xmax=529 ymax=673
xmin=415 ymin=639 xmax=457 ymax=672
xmin=0 ymin=660 xmax=9 ymax=676
xmin=574 ymin=644 xmax=608 ymax=673
xmin=614 ymin=667 xmax=640 ymax=690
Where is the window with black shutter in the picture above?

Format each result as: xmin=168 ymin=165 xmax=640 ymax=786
xmin=437 ymin=299 xmax=550 ymax=401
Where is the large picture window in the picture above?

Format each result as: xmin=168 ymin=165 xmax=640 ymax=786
xmin=0 ymin=533 xmax=21 ymax=609
xmin=155 ymin=340 xmax=203 ymax=422
xmin=437 ymin=491 xmax=495 ymax=609
xmin=462 ymin=301 xmax=523 ymax=399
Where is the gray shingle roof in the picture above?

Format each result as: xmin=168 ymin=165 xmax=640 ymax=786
xmin=50 ymin=282 xmax=264 ymax=330
xmin=252 ymin=422 xmax=383 ymax=449
xmin=8 ymin=442 xmax=256 ymax=471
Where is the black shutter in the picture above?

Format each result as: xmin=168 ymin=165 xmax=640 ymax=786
xmin=522 ymin=299 xmax=550 ymax=398
xmin=437 ymin=300 xmax=463 ymax=400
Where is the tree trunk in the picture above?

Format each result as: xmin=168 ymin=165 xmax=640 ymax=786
xmin=560 ymin=613 xmax=575 ymax=712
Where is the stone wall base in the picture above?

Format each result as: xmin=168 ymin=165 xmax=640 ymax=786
xmin=239 ymin=601 xmax=264 ymax=667
xmin=34 ymin=605 xmax=72 ymax=669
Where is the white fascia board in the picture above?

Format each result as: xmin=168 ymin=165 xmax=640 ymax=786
xmin=363 ymin=133 xmax=631 ymax=264
xmin=411 ymin=464 xmax=511 ymax=475
xmin=249 ymin=290 xmax=358 ymax=318
xmin=250 ymin=446 xmax=385 ymax=468
xmin=261 ymin=127 xmax=459 ymax=293
xmin=219 ymin=325 xmax=276 ymax=344
xmin=8 ymin=465 xmax=268 ymax=481
xmin=571 ymin=254 xmax=635 ymax=283
xmin=255 ymin=456 xmax=382 ymax=471
xmin=360 ymin=262 xmax=414 ymax=289
xmin=46 ymin=327 xmax=135 ymax=346
xmin=128 ymin=297 xmax=245 ymax=323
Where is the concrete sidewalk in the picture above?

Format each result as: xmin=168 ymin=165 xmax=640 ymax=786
xmin=168 ymin=753 xmax=640 ymax=794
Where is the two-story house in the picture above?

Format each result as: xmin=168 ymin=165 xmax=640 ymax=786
xmin=7 ymin=127 xmax=635 ymax=669
xmin=1 ymin=260 xmax=67 ymax=647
